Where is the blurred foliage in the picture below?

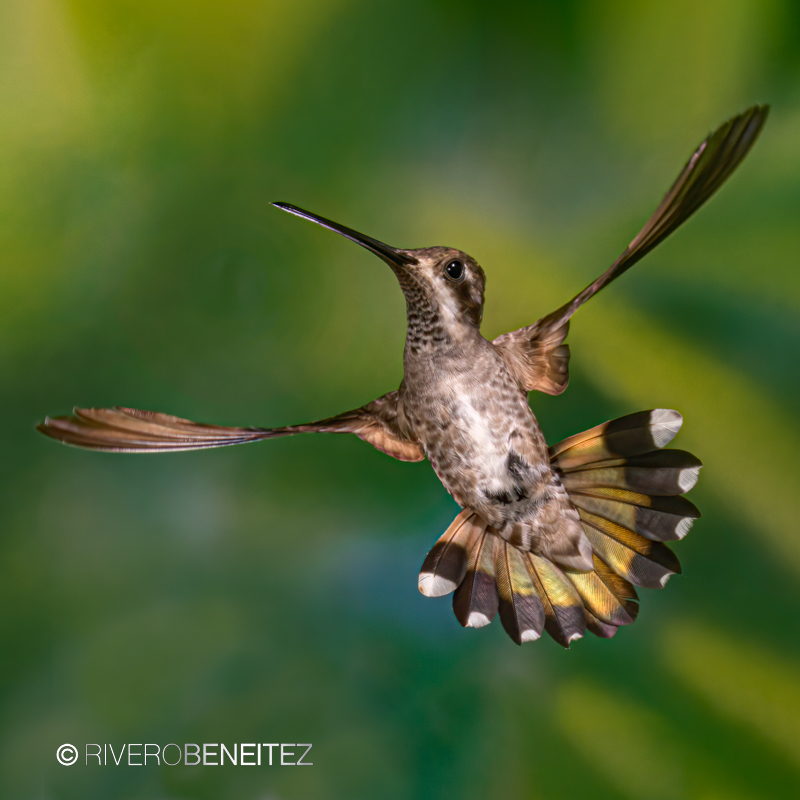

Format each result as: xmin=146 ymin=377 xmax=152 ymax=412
xmin=2 ymin=0 xmax=800 ymax=798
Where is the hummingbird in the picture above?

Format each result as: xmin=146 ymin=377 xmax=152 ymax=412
xmin=38 ymin=105 xmax=768 ymax=647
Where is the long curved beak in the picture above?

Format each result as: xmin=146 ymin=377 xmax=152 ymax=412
xmin=272 ymin=202 xmax=416 ymax=269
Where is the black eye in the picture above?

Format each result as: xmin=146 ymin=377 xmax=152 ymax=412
xmin=444 ymin=260 xmax=465 ymax=281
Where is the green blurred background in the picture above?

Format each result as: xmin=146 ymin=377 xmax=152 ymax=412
xmin=2 ymin=1 xmax=799 ymax=798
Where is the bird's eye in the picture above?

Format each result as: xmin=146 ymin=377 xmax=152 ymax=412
xmin=444 ymin=260 xmax=465 ymax=281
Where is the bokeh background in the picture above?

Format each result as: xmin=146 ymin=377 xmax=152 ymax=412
xmin=3 ymin=1 xmax=800 ymax=798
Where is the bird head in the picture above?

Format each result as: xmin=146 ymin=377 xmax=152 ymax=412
xmin=273 ymin=203 xmax=486 ymax=333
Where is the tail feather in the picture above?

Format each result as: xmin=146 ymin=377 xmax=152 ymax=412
xmin=569 ymin=489 xmax=699 ymax=542
xmin=418 ymin=408 xmax=700 ymax=647
xmin=495 ymin=540 xmax=545 ymax=644
xmin=579 ymin=510 xmax=681 ymax=588
xmin=418 ymin=510 xmax=481 ymax=598
xmin=564 ymin=555 xmax=639 ymax=627
xmin=452 ymin=529 xmax=499 ymax=628
xmin=591 ymin=554 xmax=639 ymax=604
xmin=559 ymin=448 xmax=702 ymax=496
xmin=584 ymin=610 xmax=622 ymax=639
xmin=555 ymin=408 xmax=699 ymax=570
xmin=527 ymin=554 xmax=586 ymax=647
xmin=549 ymin=409 xmax=683 ymax=469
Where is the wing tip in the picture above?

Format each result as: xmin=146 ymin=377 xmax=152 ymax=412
xmin=743 ymin=102 xmax=770 ymax=124
xmin=36 ymin=417 xmax=68 ymax=440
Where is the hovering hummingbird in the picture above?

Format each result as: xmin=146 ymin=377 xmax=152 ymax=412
xmin=38 ymin=106 xmax=768 ymax=646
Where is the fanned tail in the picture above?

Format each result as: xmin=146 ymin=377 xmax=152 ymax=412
xmin=418 ymin=409 xmax=700 ymax=647
xmin=551 ymin=409 xmax=700 ymax=589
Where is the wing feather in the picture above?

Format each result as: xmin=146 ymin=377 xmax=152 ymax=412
xmin=493 ymin=105 xmax=769 ymax=394
xmin=37 ymin=392 xmax=425 ymax=462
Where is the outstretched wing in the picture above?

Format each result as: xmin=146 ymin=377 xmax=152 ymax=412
xmin=37 ymin=391 xmax=425 ymax=462
xmin=493 ymin=104 xmax=769 ymax=395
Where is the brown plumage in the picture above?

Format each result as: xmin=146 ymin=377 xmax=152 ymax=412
xmin=37 ymin=106 xmax=769 ymax=646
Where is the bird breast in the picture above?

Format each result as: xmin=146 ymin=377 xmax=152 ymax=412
xmin=402 ymin=342 xmax=552 ymax=521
